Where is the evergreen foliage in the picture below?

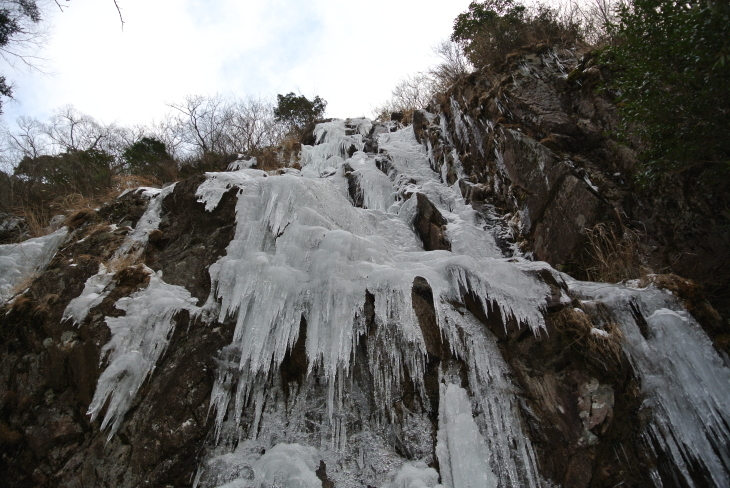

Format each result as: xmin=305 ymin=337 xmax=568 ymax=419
xmin=14 ymin=149 xmax=115 ymax=197
xmin=0 ymin=0 xmax=43 ymax=112
xmin=603 ymin=0 xmax=730 ymax=180
xmin=122 ymin=137 xmax=176 ymax=182
xmin=451 ymin=0 xmax=582 ymax=69
xmin=273 ymin=93 xmax=327 ymax=133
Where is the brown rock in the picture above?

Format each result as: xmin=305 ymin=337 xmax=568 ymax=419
xmin=413 ymin=193 xmax=450 ymax=252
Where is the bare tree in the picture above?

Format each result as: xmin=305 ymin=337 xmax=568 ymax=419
xmin=0 ymin=0 xmax=50 ymax=72
xmin=572 ymin=0 xmax=622 ymax=45
xmin=373 ymin=73 xmax=437 ymax=120
xmin=3 ymin=115 xmax=48 ymax=159
xmin=225 ymin=96 xmax=283 ymax=155
xmin=148 ymin=113 xmax=187 ymax=161
xmin=44 ymin=105 xmax=114 ymax=153
xmin=166 ymin=94 xmax=284 ymax=159
xmin=429 ymin=40 xmax=471 ymax=91
xmin=167 ymin=94 xmax=233 ymax=156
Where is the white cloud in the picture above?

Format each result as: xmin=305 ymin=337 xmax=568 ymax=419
xmin=1 ymin=0 xmax=472 ymax=127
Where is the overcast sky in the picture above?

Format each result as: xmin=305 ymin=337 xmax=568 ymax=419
xmin=0 ymin=0 xmax=473 ymax=129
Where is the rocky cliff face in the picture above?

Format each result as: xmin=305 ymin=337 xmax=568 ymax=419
xmin=1 ymin=47 xmax=729 ymax=488
xmin=415 ymin=45 xmax=730 ymax=324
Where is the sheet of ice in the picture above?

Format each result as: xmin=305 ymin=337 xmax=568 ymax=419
xmin=194 ymin=119 xmax=550 ymax=487
xmin=252 ymin=443 xmax=322 ymax=488
xmin=200 ymin=171 xmax=548 ymax=428
xmin=346 ymin=151 xmax=396 ymax=212
xmin=88 ymin=268 xmax=199 ymax=438
xmin=0 ymin=227 xmax=68 ymax=306
xmin=114 ymin=184 xmax=176 ymax=258
xmin=436 ymin=383 xmax=499 ymax=488
xmin=383 ymin=462 xmax=442 ymax=488
xmin=300 ymin=119 xmax=366 ymax=177
xmin=65 ymin=184 xmax=179 ymax=336
xmin=228 ymin=157 xmax=257 ymax=171
xmin=196 ymin=169 xmax=267 ymax=211
xmin=449 ymin=97 xmax=471 ymax=149
xmin=62 ymin=263 xmax=115 ymax=324
xmin=377 ymin=124 xmax=502 ymax=258
xmin=439 ymin=307 xmax=541 ymax=488
xmin=567 ymin=279 xmax=730 ymax=487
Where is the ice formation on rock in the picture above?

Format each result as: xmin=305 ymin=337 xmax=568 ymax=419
xmin=73 ymin=117 xmax=730 ymax=486
xmin=62 ymin=263 xmax=115 ymax=325
xmin=436 ymin=383 xmax=498 ymax=488
xmin=89 ymin=268 xmax=199 ymax=438
xmin=64 ymin=186 xmax=177 ymax=330
xmin=568 ymin=278 xmax=730 ymax=488
xmin=0 ymin=227 xmax=68 ymax=306
xmin=63 ymin=184 xmax=200 ymax=438
xmin=190 ymin=119 xmax=552 ymax=486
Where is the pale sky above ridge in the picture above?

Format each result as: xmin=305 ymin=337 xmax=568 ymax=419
xmin=0 ymin=0 xmax=473 ymax=129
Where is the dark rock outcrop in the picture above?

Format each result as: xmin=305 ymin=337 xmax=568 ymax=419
xmin=417 ymin=46 xmax=730 ymax=321
xmin=413 ymin=193 xmax=450 ymax=251
xmin=0 ymin=186 xmax=239 ymax=487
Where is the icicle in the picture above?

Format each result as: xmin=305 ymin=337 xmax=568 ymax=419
xmin=88 ymin=268 xmax=199 ymax=438
xmin=450 ymin=97 xmax=471 ymax=148
xmin=568 ymin=279 xmax=730 ymax=487
xmin=64 ymin=184 xmax=179 ymax=326
xmin=114 ymin=184 xmax=176 ymax=258
xmin=436 ymin=382 xmax=499 ymax=488
xmin=190 ymin=120 xmax=561 ymax=487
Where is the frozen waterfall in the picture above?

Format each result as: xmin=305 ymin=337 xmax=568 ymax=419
xmin=72 ymin=117 xmax=730 ymax=487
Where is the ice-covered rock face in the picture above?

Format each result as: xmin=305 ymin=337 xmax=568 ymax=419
xmin=31 ymin=117 xmax=729 ymax=488
xmin=568 ymin=279 xmax=730 ymax=488
xmin=185 ymin=118 xmax=730 ymax=488
xmin=193 ymin=119 xmax=550 ymax=487
xmin=0 ymin=227 xmax=68 ymax=306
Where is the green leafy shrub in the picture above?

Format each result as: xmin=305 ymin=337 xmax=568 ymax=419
xmin=274 ymin=93 xmax=327 ymax=135
xmin=122 ymin=137 xmax=178 ymax=183
xmin=451 ymin=0 xmax=583 ymax=70
xmin=602 ymin=0 xmax=730 ymax=181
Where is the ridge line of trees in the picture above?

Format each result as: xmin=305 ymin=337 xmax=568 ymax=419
xmin=0 ymin=92 xmax=326 ymax=238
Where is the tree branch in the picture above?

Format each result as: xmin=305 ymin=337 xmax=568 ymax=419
xmin=113 ymin=0 xmax=124 ymax=31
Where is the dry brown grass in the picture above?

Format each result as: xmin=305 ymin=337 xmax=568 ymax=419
xmin=9 ymin=204 xmax=52 ymax=239
xmin=32 ymin=293 xmax=60 ymax=318
xmin=7 ymin=173 xmax=165 ymax=242
xmin=580 ymin=223 xmax=650 ymax=283
xmin=106 ymin=252 xmax=142 ymax=274
xmin=639 ymin=273 xmax=725 ymax=336
xmin=111 ymin=174 xmax=162 ymax=193
xmin=279 ymin=135 xmax=302 ymax=166
xmin=552 ymin=305 xmax=623 ymax=363
xmin=638 ymin=274 xmax=701 ymax=301
xmin=8 ymin=273 xmax=38 ymax=299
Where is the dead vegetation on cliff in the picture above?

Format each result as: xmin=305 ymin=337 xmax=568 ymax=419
xmin=577 ymin=222 xmax=648 ymax=283
xmin=552 ymin=304 xmax=624 ymax=367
